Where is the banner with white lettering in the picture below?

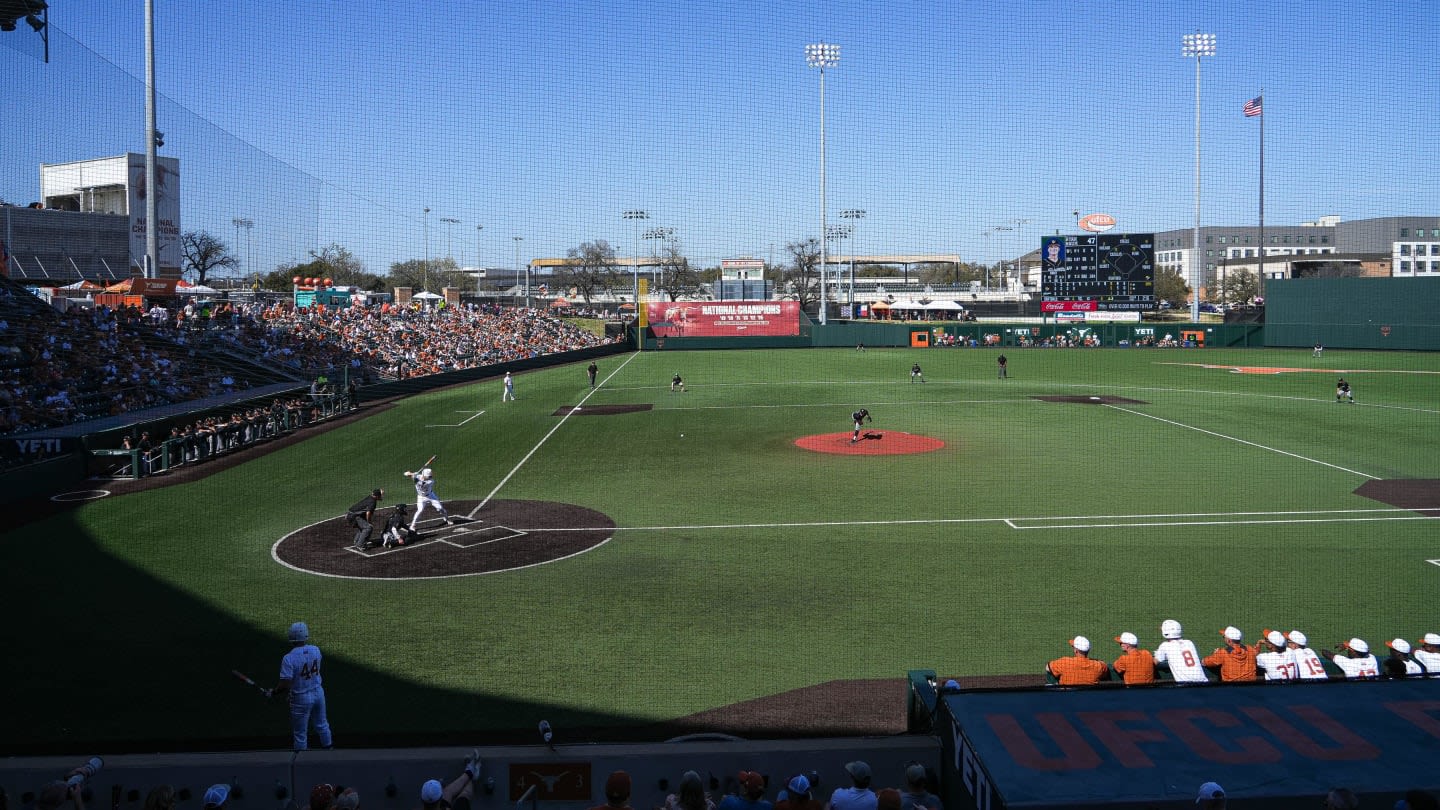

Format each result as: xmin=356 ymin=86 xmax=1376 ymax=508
xmin=646 ymin=301 xmax=800 ymax=337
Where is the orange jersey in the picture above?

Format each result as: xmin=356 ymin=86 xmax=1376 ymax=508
xmin=1048 ymin=654 xmax=1109 ymax=685
xmin=1113 ymin=648 xmax=1157 ymax=684
xmin=1203 ymin=643 xmax=1259 ymax=682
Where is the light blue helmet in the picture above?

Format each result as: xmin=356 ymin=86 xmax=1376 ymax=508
xmin=288 ymin=622 xmax=310 ymax=643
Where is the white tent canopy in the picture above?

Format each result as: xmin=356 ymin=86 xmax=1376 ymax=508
xmin=412 ymin=291 xmax=443 ymax=300
xmin=179 ymin=284 xmax=219 ymax=295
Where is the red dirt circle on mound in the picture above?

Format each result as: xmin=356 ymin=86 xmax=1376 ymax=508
xmin=795 ymin=431 xmax=945 ymax=455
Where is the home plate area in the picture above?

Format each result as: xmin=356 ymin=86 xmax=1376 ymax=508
xmin=274 ymin=499 xmax=616 ymax=579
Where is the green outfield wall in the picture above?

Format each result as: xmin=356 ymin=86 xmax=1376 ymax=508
xmin=1264 ymin=277 xmax=1440 ymax=349
xmin=644 ymin=321 xmax=1264 ymax=350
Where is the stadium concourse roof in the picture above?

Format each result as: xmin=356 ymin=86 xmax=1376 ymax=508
xmin=528 ymin=254 xmax=965 ymax=268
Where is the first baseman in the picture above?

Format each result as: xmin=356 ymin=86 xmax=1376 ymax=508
xmin=403 ymin=467 xmax=452 ymax=530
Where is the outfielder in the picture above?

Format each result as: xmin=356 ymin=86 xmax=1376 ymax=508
xmin=403 ymin=467 xmax=452 ymax=530
xmin=911 ymin=363 xmax=925 ymax=383
xmin=503 ymin=371 xmax=516 ymax=401
xmin=273 ymin=621 xmax=332 ymax=751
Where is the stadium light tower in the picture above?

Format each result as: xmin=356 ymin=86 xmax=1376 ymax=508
xmin=1011 ymin=218 xmax=1032 ymax=295
xmin=806 ymin=41 xmax=839 ymax=325
xmin=841 ymin=208 xmax=865 ymax=308
xmin=422 ymin=207 xmax=431 ymax=292
xmin=475 ymin=224 xmax=484 ymax=295
xmin=232 ymin=218 xmax=253 ymax=276
xmin=623 ymin=209 xmax=649 ymax=307
xmin=441 ymin=217 xmax=460 ymax=261
xmin=1182 ymin=31 xmax=1216 ymax=323
xmin=513 ymin=236 xmax=525 ymax=307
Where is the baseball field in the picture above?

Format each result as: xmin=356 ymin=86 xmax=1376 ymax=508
xmin=5 ymin=345 xmax=1439 ymax=753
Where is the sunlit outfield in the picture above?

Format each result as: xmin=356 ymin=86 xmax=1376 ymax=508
xmin=5 ymin=345 xmax=1439 ymax=751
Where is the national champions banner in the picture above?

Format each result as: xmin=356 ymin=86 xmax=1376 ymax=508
xmin=647 ymin=301 xmax=800 ymax=337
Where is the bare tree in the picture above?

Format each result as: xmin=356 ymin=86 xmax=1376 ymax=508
xmin=180 ymin=230 xmax=237 ymax=285
xmin=782 ymin=237 xmax=821 ymax=310
xmin=1219 ymin=268 xmax=1259 ymax=304
xmin=653 ymin=243 xmax=702 ymax=301
xmin=561 ymin=239 xmax=619 ymax=305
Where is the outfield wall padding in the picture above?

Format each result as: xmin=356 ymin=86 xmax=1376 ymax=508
xmin=1264 ymin=277 xmax=1440 ymax=349
xmin=646 ymin=322 xmax=1264 ymax=350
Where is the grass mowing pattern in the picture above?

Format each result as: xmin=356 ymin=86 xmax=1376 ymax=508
xmin=3 ymin=346 xmax=1438 ymax=749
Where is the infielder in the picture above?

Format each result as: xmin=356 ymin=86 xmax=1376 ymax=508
xmin=403 ymin=467 xmax=452 ymax=530
xmin=910 ymin=363 xmax=925 ymax=383
xmin=502 ymin=372 xmax=516 ymax=401
xmin=272 ymin=621 xmax=332 ymax=751
xmin=1336 ymin=377 xmax=1354 ymax=403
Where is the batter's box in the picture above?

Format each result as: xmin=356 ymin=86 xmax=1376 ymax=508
xmin=442 ymin=523 xmax=526 ymax=549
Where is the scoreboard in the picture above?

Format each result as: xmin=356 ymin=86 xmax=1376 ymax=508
xmin=1040 ymin=233 xmax=1155 ymax=312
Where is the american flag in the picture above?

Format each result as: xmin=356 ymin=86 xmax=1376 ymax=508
xmin=1243 ymin=96 xmax=1263 ymax=117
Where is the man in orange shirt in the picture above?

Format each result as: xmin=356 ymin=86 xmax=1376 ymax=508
xmin=1047 ymin=636 xmax=1110 ymax=685
xmin=1112 ymin=631 xmax=1156 ymax=684
xmin=1203 ymin=626 xmax=1258 ymax=682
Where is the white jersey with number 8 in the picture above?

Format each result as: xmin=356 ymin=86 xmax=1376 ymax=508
xmin=1155 ymin=639 xmax=1208 ymax=682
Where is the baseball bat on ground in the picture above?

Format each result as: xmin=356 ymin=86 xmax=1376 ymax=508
xmin=231 ymin=669 xmax=272 ymax=698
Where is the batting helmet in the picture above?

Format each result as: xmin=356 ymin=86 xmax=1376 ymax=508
xmin=420 ymin=468 xmax=433 ymax=479
xmin=288 ymin=622 xmax=310 ymax=643
xmin=1161 ymin=619 xmax=1183 ymax=640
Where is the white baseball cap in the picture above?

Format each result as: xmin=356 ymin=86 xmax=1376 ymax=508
xmin=1115 ymin=632 xmax=1138 ymax=646
xmin=1422 ymin=633 xmax=1440 ymax=646
xmin=1288 ymin=630 xmax=1308 ymax=646
xmin=1196 ymin=782 xmax=1225 ymax=803
xmin=1222 ymin=626 xmax=1243 ymax=642
xmin=1266 ymin=630 xmax=1287 ymax=647
xmin=1070 ymin=636 xmax=1091 ymax=653
xmin=1347 ymin=638 xmax=1369 ymax=654
xmin=1388 ymin=639 xmax=1412 ymax=654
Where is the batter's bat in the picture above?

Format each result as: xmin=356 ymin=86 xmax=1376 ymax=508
xmin=231 ymin=669 xmax=272 ymax=698
xmin=418 ymin=454 xmax=436 ymax=469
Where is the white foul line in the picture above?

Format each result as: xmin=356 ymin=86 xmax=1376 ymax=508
xmin=1104 ymin=404 xmax=1378 ymax=479
xmin=473 ymin=352 xmax=642 ymax=514
xmin=427 ymin=410 xmax=485 ymax=428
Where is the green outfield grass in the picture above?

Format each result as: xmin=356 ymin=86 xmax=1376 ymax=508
xmin=5 ymin=345 xmax=1439 ymax=751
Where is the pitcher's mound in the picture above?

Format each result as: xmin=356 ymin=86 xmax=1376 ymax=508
xmin=795 ymin=432 xmax=945 ymax=455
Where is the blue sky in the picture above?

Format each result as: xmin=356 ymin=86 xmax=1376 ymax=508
xmin=3 ymin=1 xmax=1437 ymax=277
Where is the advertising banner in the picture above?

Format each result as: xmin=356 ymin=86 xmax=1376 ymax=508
xmin=1041 ymin=300 xmax=1098 ymax=312
xmin=127 ymin=153 xmax=181 ymax=273
xmin=647 ymin=301 xmax=800 ymax=337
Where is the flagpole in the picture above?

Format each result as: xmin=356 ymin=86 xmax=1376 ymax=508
xmin=1257 ymin=90 xmax=1265 ymax=300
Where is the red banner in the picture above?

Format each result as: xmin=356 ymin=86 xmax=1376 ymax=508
xmin=1041 ymin=300 xmax=1098 ymax=312
xmin=647 ymin=301 xmax=800 ymax=337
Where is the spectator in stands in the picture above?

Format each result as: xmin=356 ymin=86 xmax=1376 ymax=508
xmin=1383 ymin=638 xmax=1423 ymax=678
xmin=142 ymin=786 xmax=176 ymax=810
xmin=1287 ymin=630 xmax=1332 ymax=680
xmin=1397 ymin=790 xmax=1440 ymax=810
xmin=310 ymin=784 xmax=336 ymax=810
xmin=203 ymin=785 xmax=231 ymax=810
xmin=35 ymin=779 xmax=84 ymax=810
xmin=1323 ymin=789 xmax=1360 ymax=810
xmin=1111 ymin=632 xmax=1155 ymax=685
xmin=1202 ymin=626 xmax=1258 ymax=682
xmin=898 ymin=764 xmax=941 ymax=810
xmin=334 ymin=789 xmax=359 ymax=810
xmin=1256 ymin=630 xmax=1296 ymax=681
xmin=875 ymin=791 xmax=902 ymax=810
xmin=717 ymin=772 xmax=770 ymax=810
xmin=1047 ymin=636 xmax=1109 ymax=685
xmin=590 ymin=772 xmax=634 ymax=810
xmin=824 ymin=762 xmax=876 ymax=810
xmin=662 ymin=771 xmax=714 ymax=810
xmin=1195 ymin=782 xmax=1225 ymax=810
xmin=1415 ymin=633 xmax=1440 ymax=676
xmin=775 ymin=776 xmax=821 ymax=810
xmin=1155 ymin=620 xmax=1208 ymax=683
xmin=1325 ymin=638 xmax=1379 ymax=680
xmin=419 ymin=751 xmax=481 ymax=810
